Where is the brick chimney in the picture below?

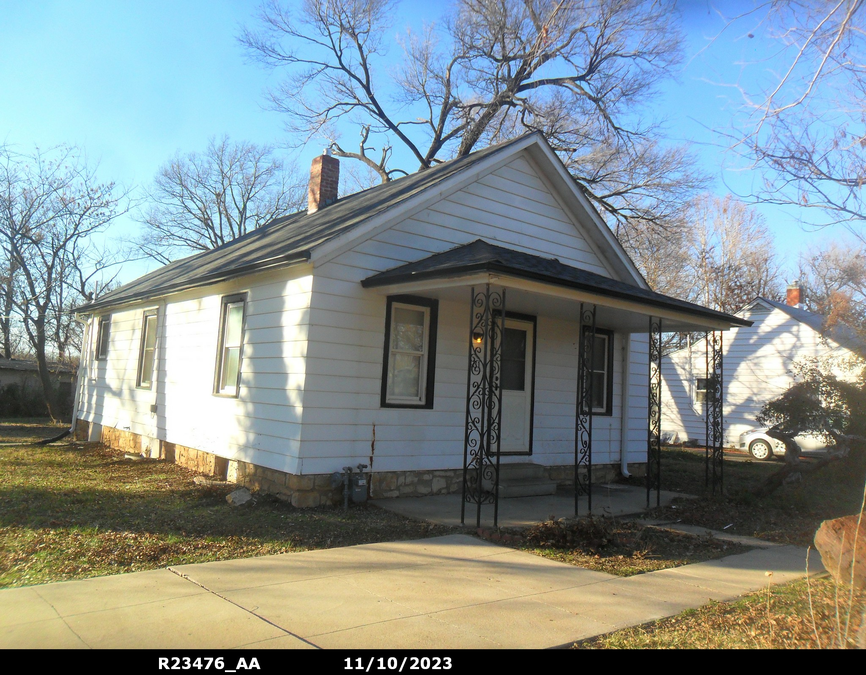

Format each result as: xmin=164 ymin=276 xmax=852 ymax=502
xmin=307 ymin=150 xmax=340 ymax=214
xmin=786 ymin=281 xmax=804 ymax=308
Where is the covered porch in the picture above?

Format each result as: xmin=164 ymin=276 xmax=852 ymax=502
xmin=363 ymin=240 xmax=750 ymax=526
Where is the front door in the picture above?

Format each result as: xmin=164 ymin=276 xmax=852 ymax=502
xmin=499 ymin=317 xmax=535 ymax=454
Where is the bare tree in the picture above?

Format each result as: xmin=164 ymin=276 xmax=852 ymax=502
xmin=0 ymin=145 xmax=127 ymax=420
xmin=686 ymin=194 xmax=782 ymax=314
xmin=798 ymin=239 xmax=866 ymax=334
xmin=722 ymin=1 xmax=866 ymax=234
xmin=138 ymin=136 xmax=305 ymax=263
xmin=624 ymin=193 xmax=781 ymax=312
xmin=241 ymin=0 xmax=705 ymax=231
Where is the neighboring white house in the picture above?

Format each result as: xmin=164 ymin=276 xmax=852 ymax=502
xmin=73 ymin=133 xmax=748 ymax=507
xmin=660 ymin=289 xmax=865 ymax=449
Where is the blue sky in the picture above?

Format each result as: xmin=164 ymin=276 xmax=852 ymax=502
xmin=0 ymin=1 xmax=847 ymax=284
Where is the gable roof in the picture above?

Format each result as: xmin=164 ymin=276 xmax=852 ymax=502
xmin=363 ymin=239 xmax=751 ymax=328
xmin=79 ymin=133 xmax=645 ymax=313
xmin=745 ymin=297 xmax=866 ymax=357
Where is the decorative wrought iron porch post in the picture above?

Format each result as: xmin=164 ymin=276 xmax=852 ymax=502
xmin=461 ymin=284 xmax=505 ymax=527
xmin=704 ymin=331 xmax=724 ymax=495
xmin=647 ymin=317 xmax=663 ymax=508
xmin=575 ymin=303 xmax=596 ymax=516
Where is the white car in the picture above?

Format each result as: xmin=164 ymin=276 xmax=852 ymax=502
xmin=738 ymin=427 xmax=831 ymax=460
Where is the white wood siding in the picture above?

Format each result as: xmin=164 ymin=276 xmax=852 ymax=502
xmin=298 ymin=154 xmax=648 ymax=474
xmin=78 ymin=267 xmax=313 ymax=474
xmin=660 ymin=305 xmax=836 ymax=446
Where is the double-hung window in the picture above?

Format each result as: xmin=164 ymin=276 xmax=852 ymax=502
xmin=136 ymin=309 xmax=159 ymax=389
xmin=215 ymin=294 xmax=246 ymax=396
xmin=381 ymin=296 xmax=438 ymax=408
xmin=95 ymin=315 xmax=111 ymax=360
xmin=695 ymin=377 xmax=717 ymax=406
xmin=582 ymin=327 xmax=614 ymax=415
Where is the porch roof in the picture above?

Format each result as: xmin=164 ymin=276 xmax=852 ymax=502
xmin=362 ymin=240 xmax=751 ymax=332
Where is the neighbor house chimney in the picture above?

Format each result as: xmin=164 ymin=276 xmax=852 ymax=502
xmin=786 ymin=281 xmax=804 ymax=308
xmin=307 ymin=149 xmax=340 ymax=214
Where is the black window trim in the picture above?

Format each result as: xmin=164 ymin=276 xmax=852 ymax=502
xmin=380 ymin=294 xmax=438 ymax=409
xmin=136 ymin=308 xmax=159 ymax=390
xmin=582 ymin=326 xmax=614 ymax=417
xmin=213 ymin=293 xmax=248 ymax=398
xmin=95 ymin=315 xmax=111 ymax=361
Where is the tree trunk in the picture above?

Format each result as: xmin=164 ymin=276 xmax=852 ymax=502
xmin=33 ymin=313 xmax=62 ymax=422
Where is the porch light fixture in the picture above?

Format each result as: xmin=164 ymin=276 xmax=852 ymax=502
xmin=472 ymin=330 xmax=484 ymax=346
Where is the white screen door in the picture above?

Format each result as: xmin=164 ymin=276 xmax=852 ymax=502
xmin=499 ymin=318 xmax=534 ymax=453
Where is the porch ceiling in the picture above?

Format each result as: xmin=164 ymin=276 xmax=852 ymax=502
xmin=362 ymin=241 xmax=751 ymax=333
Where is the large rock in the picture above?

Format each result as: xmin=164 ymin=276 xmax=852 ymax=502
xmin=814 ymin=514 xmax=866 ymax=589
xmin=226 ymin=487 xmax=253 ymax=507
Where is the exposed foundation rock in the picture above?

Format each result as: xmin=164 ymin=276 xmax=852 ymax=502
xmin=226 ymin=487 xmax=253 ymax=507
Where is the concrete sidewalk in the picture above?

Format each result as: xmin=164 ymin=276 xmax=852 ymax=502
xmin=0 ymin=534 xmax=823 ymax=649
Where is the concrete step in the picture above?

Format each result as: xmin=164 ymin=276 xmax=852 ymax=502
xmin=482 ymin=463 xmax=558 ymax=499
xmin=497 ymin=462 xmax=547 ymax=481
xmin=498 ymin=479 xmax=558 ymax=499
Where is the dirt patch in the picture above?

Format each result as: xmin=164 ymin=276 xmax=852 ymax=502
xmin=476 ymin=516 xmax=750 ymax=576
xmin=0 ymin=419 xmax=67 ymax=444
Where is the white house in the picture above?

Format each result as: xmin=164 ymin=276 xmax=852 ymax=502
xmin=660 ymin=288 xmax=865 ymax=449
xmin=73 ymin=133 xmax=748 ymax=510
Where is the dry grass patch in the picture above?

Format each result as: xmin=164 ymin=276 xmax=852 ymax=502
xmin=575 ymin=576 xmax=866 ymax=649
xmin=0 ymin=439 xmax=460 ymax=588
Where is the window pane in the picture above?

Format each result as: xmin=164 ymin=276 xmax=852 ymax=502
xmin=144 ymin=315 xmax=158 ymax=349
xmin=225 ymin=304 xmax=244 ymax=346
xmin=97 ymin=319 xmax=110 ymax=358
xmin=592 ymin=372 xmax=605 ymax=409
xmin=501 ymin=328 xmax=526 ymax=391
xmin=592 ymin=335 xmax=607 ymax=371
xmin=390 ymin=352 xmax=421 ymax=398
xmin=393 ymin=307 xmax=425 ymax=352
xmin=141 ymin=349 xmax=154 ymax=386
xmin=221 ymin=347 xmax=240 ymax=390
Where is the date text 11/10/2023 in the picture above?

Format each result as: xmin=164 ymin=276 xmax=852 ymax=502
xmin=344 ymin=657 xmax=453 ymax=671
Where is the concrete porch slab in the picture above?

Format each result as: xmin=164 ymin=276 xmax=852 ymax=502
xmin=373 ymin=484 xmax=686 ymax=527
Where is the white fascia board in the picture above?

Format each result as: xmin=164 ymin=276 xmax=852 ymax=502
xmin=368 ymin=272 xmax=738 ymax=331
xmin=497 ymin=276 xmax=737 ymax=330
xmin=523 ymin=141 xmax=649 ymax=289
xmin=310 ymin=134 xmax=542 ymax=267
xmin=363 ymin=272 xmax=493 ymax=296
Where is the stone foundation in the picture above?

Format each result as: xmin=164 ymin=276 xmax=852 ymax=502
xmin=75 ymin=418 xmax=643 ymax=507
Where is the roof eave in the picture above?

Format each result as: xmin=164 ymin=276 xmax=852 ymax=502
xmin=76 ymin=252 xmax=312 ymax=314
xmin=363 ymin=262 xmax=752 ymax=329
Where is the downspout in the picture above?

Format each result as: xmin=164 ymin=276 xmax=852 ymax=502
xmin=70 ymin=313 xmax=91 ymax=435
xmin=619 ymin=333 xmax=632 ymax=478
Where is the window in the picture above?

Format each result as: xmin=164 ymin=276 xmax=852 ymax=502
xmin=136 ymin=309 xmax=159 ymax=389
xmin=581 ymin=327 xmax=614 ymax=416
xmin=215 ymin=294 xmax=246 ymax=396
xmin=695 ymin=377 xmax=716 ymax=406
xmin=95 ymin=315 xmax=111 ymax=360
xmin=381 ymin=295 xmax=438 ymax=408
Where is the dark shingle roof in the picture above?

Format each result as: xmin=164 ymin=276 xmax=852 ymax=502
xmin=362 ymin=240 xmax=751 ymax=327
xmin=80 ymin=137 xmax=536 ymax=313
